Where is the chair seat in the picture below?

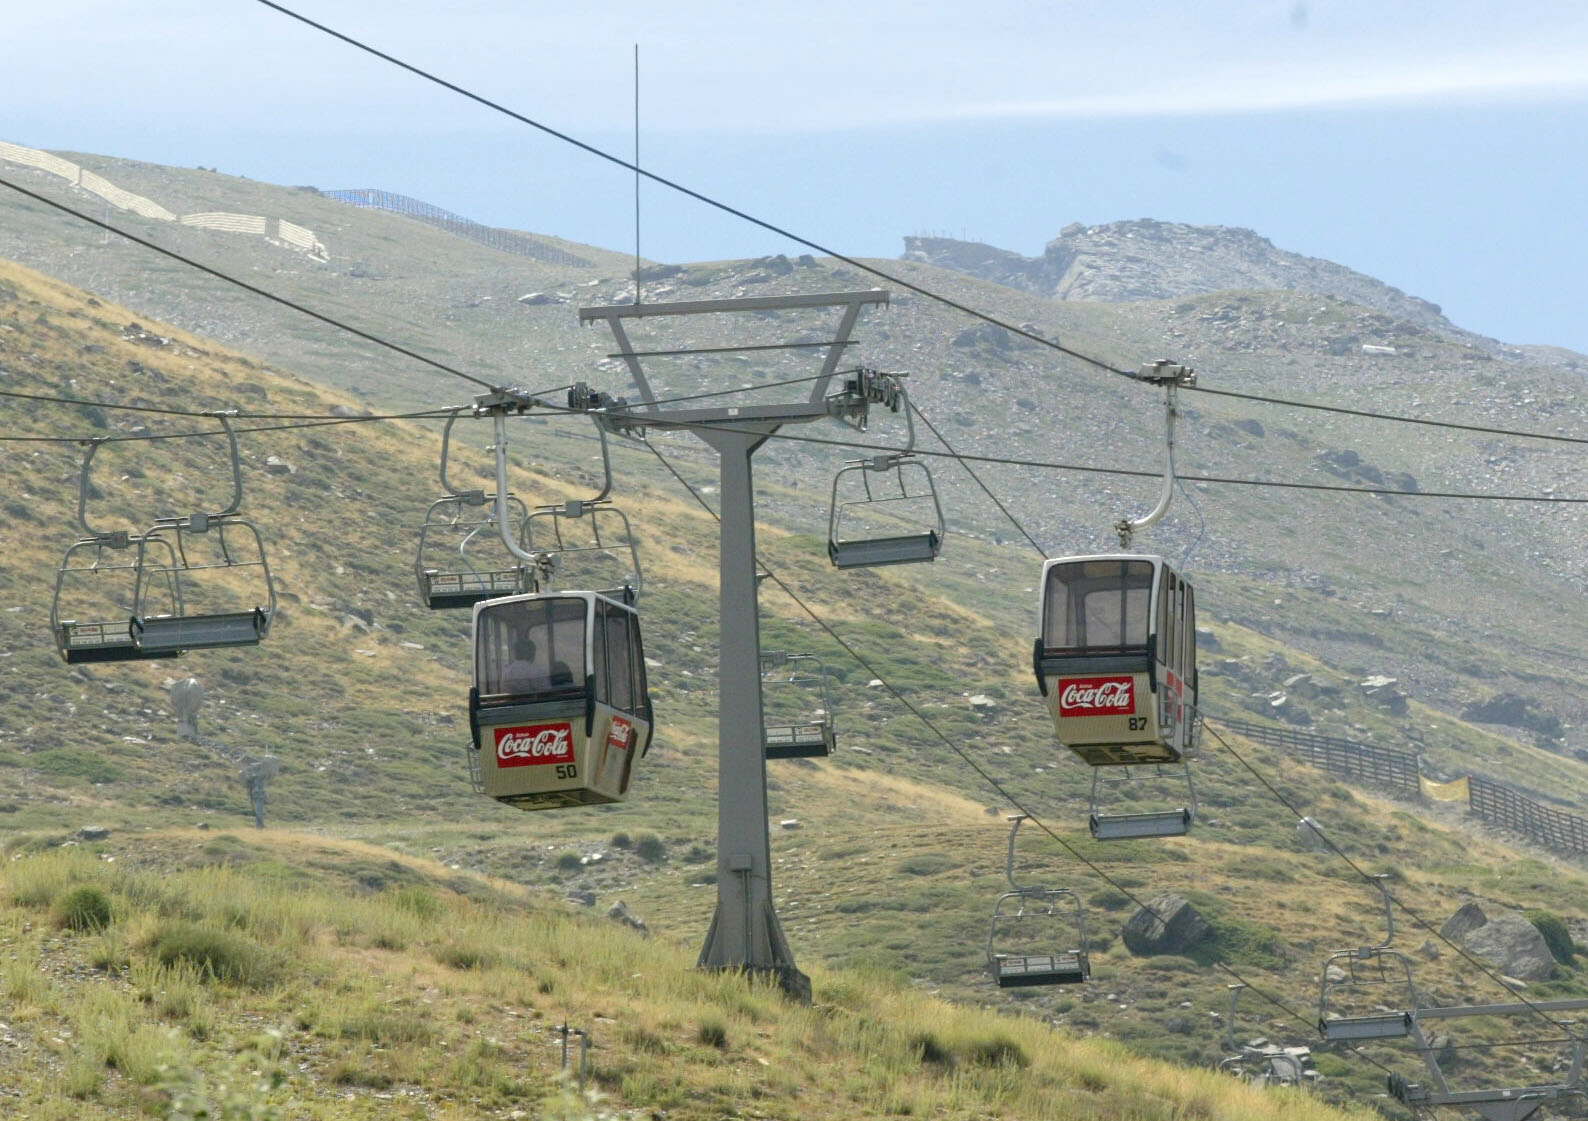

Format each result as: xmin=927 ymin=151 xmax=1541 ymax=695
xmin=992 ymin=952 xmax=1089 ymax=987
xmin=1090 ymin=809 xmax=1192 ymax=840
xmin=830 ymin=533 xmax=940 ymax=569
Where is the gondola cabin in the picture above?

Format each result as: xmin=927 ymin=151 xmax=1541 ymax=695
xmin=469 ymin=591 xmax=652 ymax=810
xmin=1034 ymin=555 xmax=1197 ymax=766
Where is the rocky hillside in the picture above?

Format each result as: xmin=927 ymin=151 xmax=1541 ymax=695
xmin=904 ymin=220 xmax=1456 ymax=335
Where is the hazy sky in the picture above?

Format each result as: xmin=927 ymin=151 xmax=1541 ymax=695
xmin=7 ymin=1 xmax=1588 ymax=349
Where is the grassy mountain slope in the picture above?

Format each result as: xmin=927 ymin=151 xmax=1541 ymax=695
xmin=4 ymin=256 xmax=1588 ymax=1118
xmin=0 ymin=835 xmax=1377 ymax=1121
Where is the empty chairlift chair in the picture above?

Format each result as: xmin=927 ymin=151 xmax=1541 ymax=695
xmin=827 ymin=389 xmax=944 ymax=569
xmin=519 ymin=420 xmax=643 ymax=602
xmin=469 ymin=591 xmax=653 ymax=810
xmin=987 ymin=815 xmax=1091 ymax=988
xmin=135 ymin=416 xmax=275 ymax=654
xmin=416 ymin=411 xmax=545 ymax=609
xmin=50 ymin=417 xmax=275 ymax=661
xmin=1316 ymin=875 xmax=1419 ymax=1042
xmin=760 ymin=651 xmax=836 ymax=759
xmin=1034 ymin=555 xmax=1199 ymax=839
xmin=52 ymin=531 xmax=183 ymax=663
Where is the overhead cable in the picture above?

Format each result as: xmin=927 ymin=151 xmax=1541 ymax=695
xmin=0 ymin=386 xmax=459 ymax=423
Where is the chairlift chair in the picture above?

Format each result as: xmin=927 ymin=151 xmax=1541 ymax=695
xmin=139 ymin=513 xmax=275 ymax=654
xmin=1218 ymin=985 xmax=1320 ymax=1088
xmin=1387 ymin=1004 xmax=1588 ymax=1121
xmin=513 ymin=416 xmax=643 ymax=602
xmin=986 ymin=815 xmax=1091 ymax=988
xmin=826 ymin=389 xmax=945 ymax=569
xmin=415 ymin=414 xmax=545 ymax=609
xmin=469 ymin=591 xmax=653 ymax=811
xmin=51 ymin=417 xmax=275 ymax=660
xmin=1317 ymin=875 xmax=1420 ymax=1042
xmin=760 ymin=651 xmax=837 ymax=759
xmin=51 ymin=532 xmax=183 ymax=663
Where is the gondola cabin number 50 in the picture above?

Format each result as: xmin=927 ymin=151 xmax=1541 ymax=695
xmin=1034 ymin=556 xmax=1197 ymax=765
xmin=469 ymin=591 xmax=653 ymax=810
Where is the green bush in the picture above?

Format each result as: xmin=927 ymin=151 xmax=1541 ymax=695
xmin=696 ymin=1017 xmax=728 ymax=1050
xmin=434 ymin=941 xmax=499 ymax=971
xmin=963 ymin=1033 xmax=1029 ymax=1068
xmin=634 ymin=834 xmax=667 ymax=863
xmin=1527 ymin=910 xmax=1576 ymax=964
xmin=610 ymin=832 xmax=633 ymax=850
xmin=148 ymin=922 xmax=280 ymax=988
xmin=54 ymin=884 xmax=113 ymax=931
xmin=896 ymin=853 xmax=955 ymax=877
xmin=1088 ymin=887 xmax=1133 ymax=912
xmin=388 ymin=885 xmax=443 ymax=920
xmin=555 ymin=852 xmax=584 ymax=872
xmin=910 ymin=1031 xmax=954 ymax=1068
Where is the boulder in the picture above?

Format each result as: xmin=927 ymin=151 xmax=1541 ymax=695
xmin=1439 ymin=902 xmax=1554 ymax=981
xmin=262 ymin=455 xmax=294 ymax=476
xmin=77 ymin=825 xmax=111 ymax=842
xmin=1122 ymin=894 xmax=1212 ymax=955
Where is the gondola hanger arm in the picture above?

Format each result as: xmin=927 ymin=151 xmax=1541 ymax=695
xmin=1116 ymin=362 xmax=1196 ymax=549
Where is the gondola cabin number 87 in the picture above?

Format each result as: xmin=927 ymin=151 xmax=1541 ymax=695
xmin=1034 ymin=556 xmax=1197 ymax=766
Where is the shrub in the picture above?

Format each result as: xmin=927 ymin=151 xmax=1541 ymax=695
xmin=434 ymin=942 xmax=498 ymax=971
xmin=634 ymin=834 xmax=667 ymax=863
xmin=555 ymin=852 xmax=584 ymax=872
xmin=896 ymin=854 xmax=955 ymax=877
xmin=910 ymin=1031 xmax=954 ymax=1068
xmin=387 ymin=885 xmax=443 ymax=920
xmin=1527 ymin=911 xmax=1576 ymax=964
xmin=1089 ymin=887 xmax=1133 ymax=912
xmin=147 ymin=922 xmax=280 ymax=988
xmin=55 ymin=885 xmax=113 ymax=931
xmin=610 ymin=832 xmax=633 ymax=850
xmin=696 ymin=1017 xmax=728 ymax=1050
xmin=963 ymin=1033 xmax=1029 ymax=1068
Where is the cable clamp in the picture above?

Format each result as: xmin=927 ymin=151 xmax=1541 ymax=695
xmin=1135 ymin=360 xmax=1197 ymax=387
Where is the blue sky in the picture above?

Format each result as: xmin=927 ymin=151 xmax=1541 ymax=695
xmin=7 ymin=1 xmax=1588 ymax=350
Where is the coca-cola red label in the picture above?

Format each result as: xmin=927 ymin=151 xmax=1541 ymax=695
xmin=495 ymin=722 xmax=575 ymax=767
xmin=606 ymin=716 xmax=633 ymax=752
xmin=1057 ymin=676 xmax=1136 ymax=717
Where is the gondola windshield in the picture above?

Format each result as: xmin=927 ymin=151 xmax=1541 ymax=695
xmin=476 ymin=596 xmax=586 ymax=698
xmin=1042 ymin=559 xmax=1154 ymax=654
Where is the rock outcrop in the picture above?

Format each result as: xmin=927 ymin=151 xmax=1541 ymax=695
xmin=902 ymin=219 xmax=1454 ymax=333
xmin=1439 ymin=902 xmax=1554 ymax=981
xmin=1122 ymin=894 xmax=1212 ymax=955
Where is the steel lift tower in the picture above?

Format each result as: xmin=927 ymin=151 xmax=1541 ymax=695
xmin=578 ymin=290 xmax=889 ymax=1000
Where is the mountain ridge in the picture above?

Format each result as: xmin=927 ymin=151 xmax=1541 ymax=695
xmin=904 ymin=219 xmax=1460 ymax=338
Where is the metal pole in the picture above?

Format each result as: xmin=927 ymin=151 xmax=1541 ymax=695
xmin=694 ymin=424 xmax=809 ymax=1001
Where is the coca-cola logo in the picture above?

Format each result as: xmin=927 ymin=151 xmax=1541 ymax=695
xmin=495 ymin=722 xmax=575 ymax=767
xmin=1057 ymin=676 xmax=1136 ymax=717
xmin=606 ymin=716 xmax=633 ymax=752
